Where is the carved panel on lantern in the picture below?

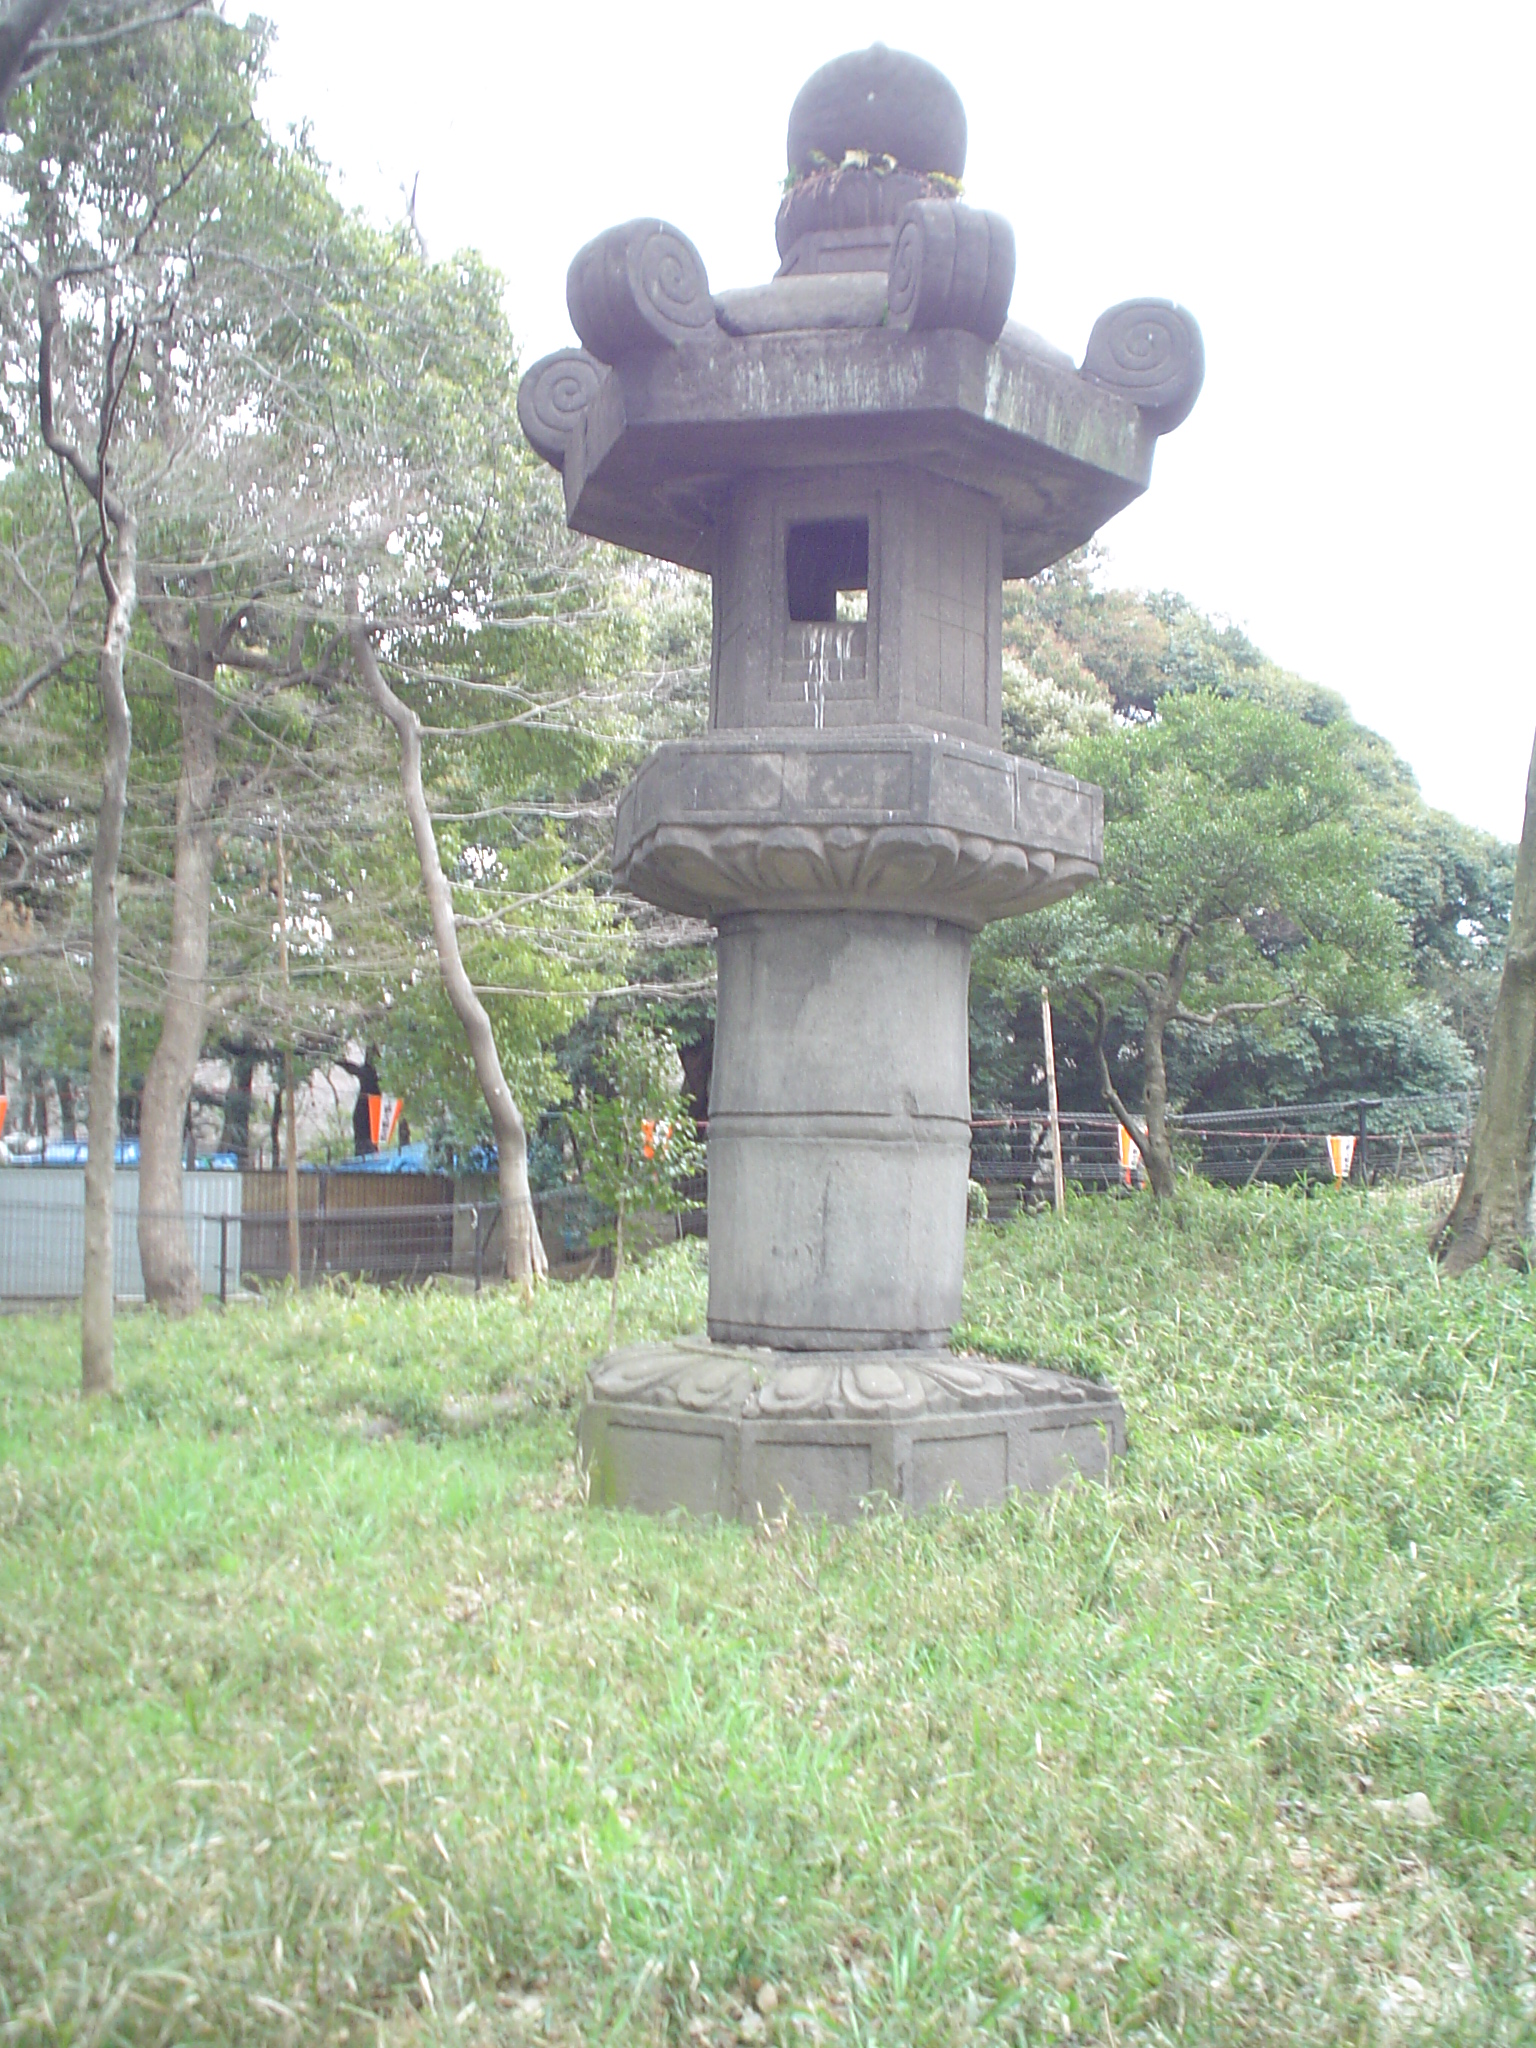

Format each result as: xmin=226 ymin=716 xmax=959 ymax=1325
xmin=895 ymin=477 xmax=1000 ymax=740
xmin=709 ymin=469 xmax=1002 ymax=742
xmin=711 ymin=474 xmax=885 ymax=732
xmin=773 ymin=499 xmax=879 ymax=726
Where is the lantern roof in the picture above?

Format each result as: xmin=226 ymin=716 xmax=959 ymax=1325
xmin=519 ymin=46 xmax=1204 ymax=581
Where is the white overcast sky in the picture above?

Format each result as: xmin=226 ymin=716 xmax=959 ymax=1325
xmin=256 ymin=0 xmax=1534 ymax=843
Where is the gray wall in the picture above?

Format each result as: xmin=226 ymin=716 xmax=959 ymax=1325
xmin=0 ymin=1169 xmax=241 ymax=1301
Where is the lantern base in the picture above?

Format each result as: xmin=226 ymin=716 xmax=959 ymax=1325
xmin=577 ymin=1337 xmax=1124 ymax=1523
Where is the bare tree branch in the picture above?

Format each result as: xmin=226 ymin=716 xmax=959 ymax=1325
xmin=1 ymin=2 xmax=211 ymax=127
xmin=1173 ymin=992 xmax=1294 ymax=1028
xmin=0 ymin=642 xmax=70 ymax=715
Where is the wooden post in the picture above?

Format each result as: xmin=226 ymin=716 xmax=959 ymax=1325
xmin=1041 ymin=986 xmax=1066 ymax=1215
xmin=275 ymin=820 xmax=300 ymax=1284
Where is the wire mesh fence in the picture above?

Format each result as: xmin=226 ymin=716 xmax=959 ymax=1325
xmin=0 ymin=1093 xmax=1475 ymax=1301
xmin=968 ymin=1091 xmax=1473 ymax=1213
xmin=0 ymin=1198 xmax=506 ymax=1304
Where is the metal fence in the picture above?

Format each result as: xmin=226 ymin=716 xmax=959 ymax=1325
xmin=0 ymin=1198 xmax=507 ymax=1303
xmin=0 ymin=1168 xmax=237 ymax=1302
xmin=968 ymin=1093 xmax=1473 ymax=1212
xmin=0 ymin=1178 xmax=631 ymax=1303
xmin=0 ymin=1093 xmax=1476 ymax=1301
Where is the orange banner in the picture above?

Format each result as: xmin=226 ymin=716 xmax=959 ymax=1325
xmin=1326 ymin=1133 xmax=1356 ymax=1185
xmin=1118 ymin=1122 xmax=1142 ymax=1186
xmin=368 ymin=1094 xmax=401 ymax=1147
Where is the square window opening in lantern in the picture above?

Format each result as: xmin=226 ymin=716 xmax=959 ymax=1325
xmin=786 ymin=517 xmax=869 ymax=623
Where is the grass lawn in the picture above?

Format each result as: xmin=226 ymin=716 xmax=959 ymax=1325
xmin=1 ymin=1185 xmax=1533 ymax=2046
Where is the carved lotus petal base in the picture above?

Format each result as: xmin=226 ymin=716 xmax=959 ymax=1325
xmin=614 ymin=732 xmax=1102 ymax=927
xmin=579 ymin=1338 xmax=1125 ymax=1522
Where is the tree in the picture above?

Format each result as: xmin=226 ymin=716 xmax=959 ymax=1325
xmin=3 ymin=16 xmax=612 ymax=1304
xmin=1010 ymin=691 xmax=1407 ymax=1198
xmin=0 ymin=10 xmax=359 ymax=1314
xmin=569 ymin=1016 xmax=703 ymax=1348
xmin=0 ymin=16 xmax=721 ymax=1329
xmin=1432 ymin=731 xmax=1536 ymax=1272
xmin=5 ymin=145 xmax=144 ymax=1389
xmin=974 ymin=562 xmax=1510 ymax=1138
xmin=0 ymin=0 xmax=206 ymax=120
xmin=0 ymin=0 xmax=67 ymax=108
xmin=349 ymin=602 xmax=552 ymax=1288
xmin=72 ymin=467 xmax=131 ymax=1391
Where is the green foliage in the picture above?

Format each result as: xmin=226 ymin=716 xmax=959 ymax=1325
xmin=0 ymin=12 xmax=668 ymax=1150
xmin=986 ymin=555 xmax=1513 ymax=1112
xmin=1 ymin=1188 xmax=1533 ymax=2041
xmin=1065 ymin=688 xmax=1408 ymax=1015
xmin=977 ymin=582 xmax=1507 ymax=1123
xmin=570 ymin=1017 xmax=705 ymax=1240
xmin=978 ymin=691 xmax=1413 ymax=1142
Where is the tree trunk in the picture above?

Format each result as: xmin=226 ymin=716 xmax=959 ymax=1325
xmin=138 ymin=602 xmax=218 ymax=1314
xmin=1433 ymin=730 xmax=1536 ymax=1273
xmin=218 ymin=1044 xmax=257 ymax=1164
xmin=1091 ymin=966 xmax=1183 ymax=1203
xmin=283 ymin=1048 xmax=299 ymax=1281
xmin=1040 ymin=987 xmax=1066 ymax=1214
xmin=0 ymin=0 xmax=68 ymax=116
xmin=1137 ymin=999 xmax=1179 ymax=1200
xmin=82 ymin=516 xmax=136 ymax=1395
xmin=346 ymin=596 xmax=547 ymax=1288
xmin=275 ymin=818 xmax=301 ymax=1283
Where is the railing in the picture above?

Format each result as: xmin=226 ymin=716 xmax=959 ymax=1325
xmin=0 ymin=1199 xmax=506 ymax=1304
xmin=0 ymin=1093 xmax=1476 ymax=1301
xmin=969 ymin=1093 xmax=1473 ymax=1210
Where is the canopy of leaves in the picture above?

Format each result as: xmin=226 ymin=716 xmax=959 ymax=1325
xmin=978 ymin=559 xmax=1510 ymax=1120
xmin=0 ymin=12 xmax=691 ymax=1154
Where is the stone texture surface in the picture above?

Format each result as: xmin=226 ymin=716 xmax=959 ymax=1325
xmin=554 ymin=326 xmax=1158 ymax=582
xmin=886 ymin=201 xmax=1015 ymax=343
xmin=614 ymin=731 xmax=1101 ymax=925
xmin=785 ymin=45 xmax=968 ymax=182
xmin=1080 ymin=299 xmax=1206 ymax=431
xmin=566 ymin=218 xmax=714 ymax=362
xmin=714 ymin=274 xmax=890 ymax=336
xmin=707 ymin=911 xmax=970 ymax=1349
xmin=776 ymin=167 xmax=943 ymax=261
xmin=580 ymin=1338 xmax=1126 ymax=1522
xmin=517 ymin=44 xmax=1204 ymax=1517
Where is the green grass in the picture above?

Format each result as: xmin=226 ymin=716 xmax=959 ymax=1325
xmin=1 ymin=1185 xmax=1534 ymax=2046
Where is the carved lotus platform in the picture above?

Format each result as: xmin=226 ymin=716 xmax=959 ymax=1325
xmin=614 ymin=729 xmax=1101 ymax=925
xmin=579 ymin=1337 xmax=1126 ymax=1522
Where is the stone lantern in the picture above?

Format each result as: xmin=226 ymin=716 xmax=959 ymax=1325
xmin=518 ymin=45 xmax=1203 ymax=1521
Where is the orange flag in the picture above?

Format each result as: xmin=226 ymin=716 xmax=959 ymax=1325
xmin=1118 ymin=1123 xmax=1142 ymax=1186
xmin=1325 ymin=1133 xmax=1356 ymax=1185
